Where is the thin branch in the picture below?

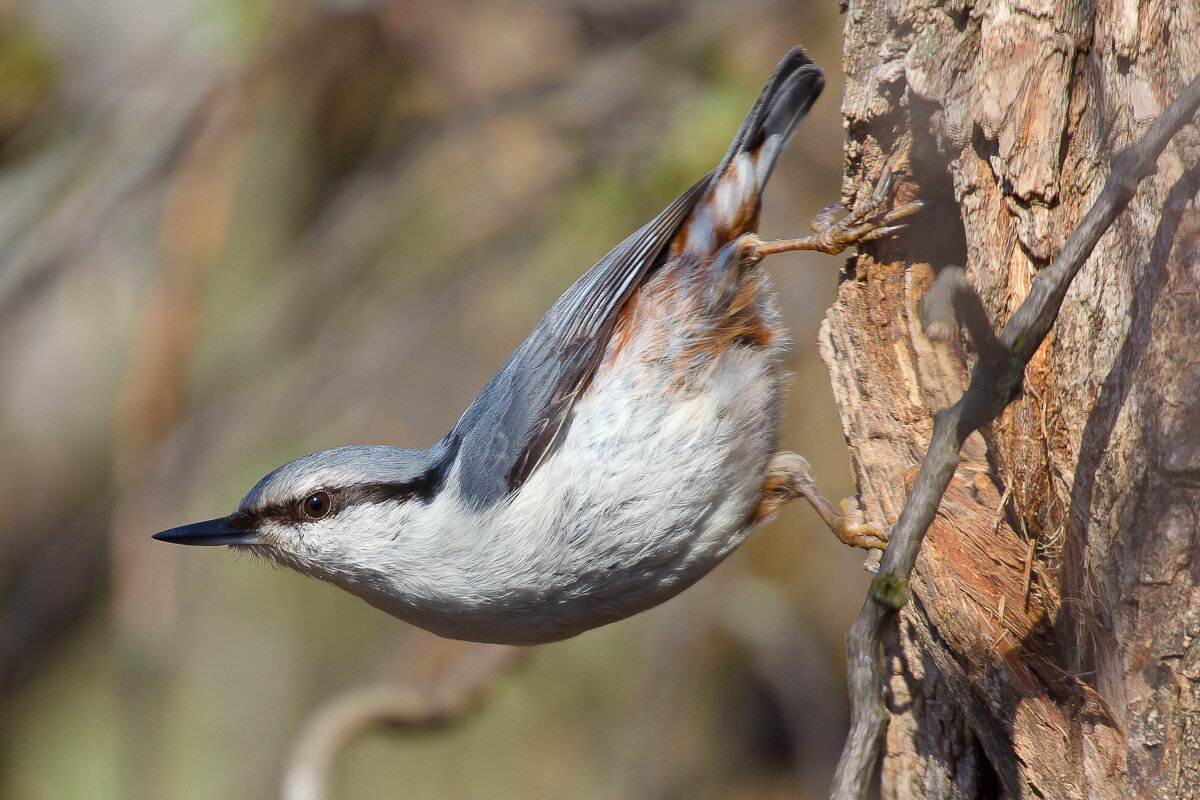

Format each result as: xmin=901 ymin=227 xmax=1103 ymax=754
xmin=282 ymin=644 xmax=521 ymax=800
xmin=830 ymin=71 xmax=1200 ymax=800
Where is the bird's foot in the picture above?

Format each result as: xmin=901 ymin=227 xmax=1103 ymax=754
xmin=828 ymin=495 xmax=889 ymax=552
xmin=750 ymin=168 xmax=923 ymax=257
xmin=756 ymin=452 xmax=888 ymax=555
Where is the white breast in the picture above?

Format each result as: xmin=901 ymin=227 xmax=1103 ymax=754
xmin=356 ymin=319 xmax=783 ymax=642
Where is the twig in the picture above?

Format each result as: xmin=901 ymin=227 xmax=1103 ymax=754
xmin=1021 ymin=536 xmax=1037 ymax=610
xmin=988 ymin=479 xmax=1013 ymax=537
xmin=282 ymin=644 xmax=521 ymax=800
xmin=829 ymin=71 xmax=1200 ymax=800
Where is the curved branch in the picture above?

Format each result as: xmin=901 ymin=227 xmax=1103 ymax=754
xmin=282 ymin=644 xmax=521 ymax=800
xmin=830 ymin=70 xmax=1200 ymax=800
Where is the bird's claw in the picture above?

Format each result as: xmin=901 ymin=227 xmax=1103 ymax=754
xmin=757 ymin=452 xmax=888 ymax=567
xmin=831 ymin=496 xmax=889 ymax=551
xmin=752 ymin=168 xmax=923 ymax=258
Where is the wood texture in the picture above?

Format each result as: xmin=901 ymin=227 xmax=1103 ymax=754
xmin=827 ymin=0 xmax=1200 ymax=796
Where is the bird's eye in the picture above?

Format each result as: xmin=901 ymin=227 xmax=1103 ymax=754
xmin=302 ymin=491 xmax=332 ymax=519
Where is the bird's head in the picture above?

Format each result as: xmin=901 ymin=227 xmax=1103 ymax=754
xmin=153 ymin=445 xmax=446 ymax=579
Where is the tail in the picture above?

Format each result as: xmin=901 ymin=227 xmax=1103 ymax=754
xmin=675 ymin=48 xmax=823 ymax=257
xmin=716 ymin=46 xmax=824 ymax=187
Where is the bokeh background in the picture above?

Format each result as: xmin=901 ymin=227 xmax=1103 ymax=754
xmin=0 ymin=1 xmax=872 ymax=798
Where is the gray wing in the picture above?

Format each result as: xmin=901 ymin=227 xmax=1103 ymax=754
xmin=449 ymin=174 xmax=712 ymax=507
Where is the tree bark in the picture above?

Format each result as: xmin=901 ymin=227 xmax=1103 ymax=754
xmin=826 ymin=1 xmax=1200 ymax=797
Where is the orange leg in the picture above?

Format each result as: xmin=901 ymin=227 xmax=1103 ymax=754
xmin=755 ymin=452 xmax=888 ymax=551
xmin=752 ymin=169 xmax=923 ymax=257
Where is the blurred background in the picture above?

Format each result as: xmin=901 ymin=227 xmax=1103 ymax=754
xmin=0 ymin=0 xmax=870 ymax=797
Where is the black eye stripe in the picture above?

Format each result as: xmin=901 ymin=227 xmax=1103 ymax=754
xmin=346 ymin=478 xmax=439 ymax=505
xmin=240 ymin=473 xmax=443 ymax=528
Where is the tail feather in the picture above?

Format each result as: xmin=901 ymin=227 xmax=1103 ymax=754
xmin=715 ymin=46 xmax=824 ymax=185
xmin=673 ymin=47 xmax=824 ymax=259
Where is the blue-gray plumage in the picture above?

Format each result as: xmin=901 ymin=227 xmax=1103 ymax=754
xmin=450 ymin=176 xmax=712 ymax=506
xmin=154 ymin=47 xmax=908 ymax=644
xmin=438 ymin=48 xmax=825 ymax=508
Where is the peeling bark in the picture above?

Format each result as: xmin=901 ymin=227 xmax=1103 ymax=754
xmin=827 ymin=0 xmax=1200 ymax=796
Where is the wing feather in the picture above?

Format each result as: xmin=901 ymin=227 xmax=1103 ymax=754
xmin=449 ymin=175 xmax=712 ymax=506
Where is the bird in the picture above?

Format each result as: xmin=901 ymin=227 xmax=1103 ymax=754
xmin=154 ymin=47 xmax=915 ymax=646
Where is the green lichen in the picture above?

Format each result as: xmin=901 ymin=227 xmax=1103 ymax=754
xmin=870 ymin=570 xmax=912 ymax=610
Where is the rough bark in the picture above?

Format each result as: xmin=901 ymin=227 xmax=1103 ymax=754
xmin=825 ymin=0 xmax=1200 ymax=797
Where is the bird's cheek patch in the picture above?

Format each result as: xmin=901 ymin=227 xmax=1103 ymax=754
xmin=250 ymin=520 xmax=293 ymax=548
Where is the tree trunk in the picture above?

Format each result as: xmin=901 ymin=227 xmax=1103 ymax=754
xmin=825 ymin=1 xmax=1200 ymax=798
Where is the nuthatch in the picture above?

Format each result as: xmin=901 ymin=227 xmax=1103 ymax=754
xmin=155 ymin=48 xmax=914 ymax=645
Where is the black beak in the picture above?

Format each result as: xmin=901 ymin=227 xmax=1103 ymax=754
xmin=152 ymin=516 xmax=257 ymax=546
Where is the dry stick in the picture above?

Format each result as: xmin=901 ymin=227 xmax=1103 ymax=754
xmin=282 ymin=645 xmax=520 ymax=800
xmin=829 ymin=71 xmax=1200 ymax=800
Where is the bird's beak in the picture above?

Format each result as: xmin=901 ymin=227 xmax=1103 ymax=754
xmin=152 ymin=516 xmax=258 ymax=546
